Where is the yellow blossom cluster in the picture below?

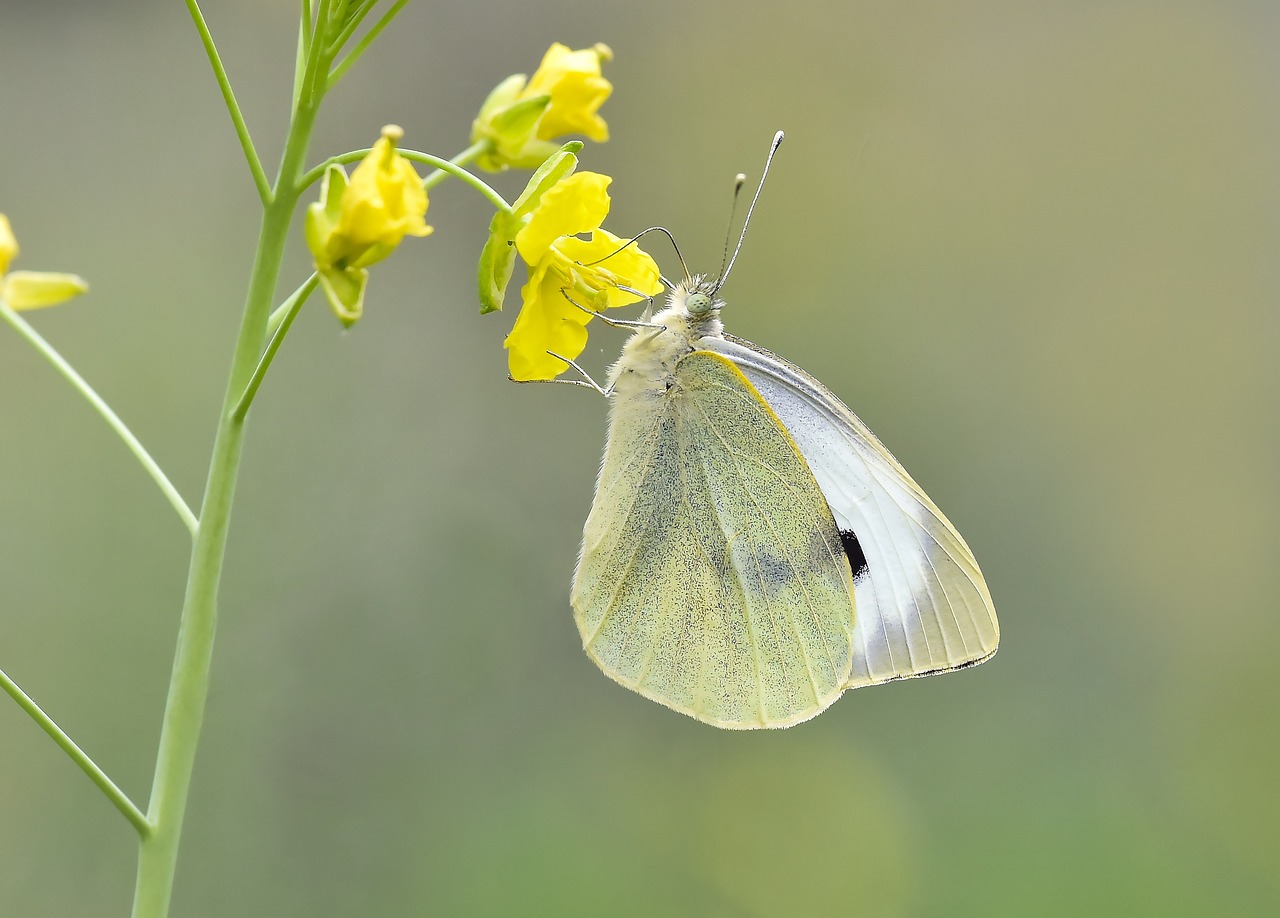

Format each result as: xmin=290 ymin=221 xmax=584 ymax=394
xmin=299 ymin=43 xmax=660 ymax=379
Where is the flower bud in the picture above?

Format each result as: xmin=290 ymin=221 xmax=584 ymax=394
xmin=471 ymin=43 xmax=614 ymax=172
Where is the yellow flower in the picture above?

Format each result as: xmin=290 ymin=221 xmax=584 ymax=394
xmin=524 ymin=43 xmax=613 ymax=143
xmin=0 ymin=214 xmax=88 ymax=311
xmin=503 ymin=172 xmax=663 ymax=381
xmin=471 ymin=43 xmax=614 ymax=172
xmin=305 ymin=125 xmax=431 ymax=326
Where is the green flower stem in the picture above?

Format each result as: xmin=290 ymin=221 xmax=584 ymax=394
xmin=297 ymin=146 xmax=510 ymax=213
xmin=327 ymin=0 xmax=409 ymax=89
xmin=129 ymin=71 xmax=326 ymax=918
xmin=0 ymin=665 xmax=151 ymax=837
xmin=185 ymin=0 xmax=270 ymax=205
xmin=0 ymin=302 xmax=199 ymax=536
xmin=266 ymin=273 xmax=319 ymax=338
xmin=232 ymin=273 xmax=320 ymax=422
xmin=293 ymin=0 xmax=315 ymax=110
xmin=421 ymin=140 xmax=490 ymax=192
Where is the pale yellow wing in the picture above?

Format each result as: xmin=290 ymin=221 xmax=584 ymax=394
xmin=572 ymin=351 xmax=856 ymax=729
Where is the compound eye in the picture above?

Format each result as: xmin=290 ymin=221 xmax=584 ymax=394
xmin=685 ymin=292 xmax=712 ymax=315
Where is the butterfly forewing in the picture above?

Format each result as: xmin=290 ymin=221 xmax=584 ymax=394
xmin=572 ymin=350 xmax=856 ymax=728
xmin=703 ymin=335 xmax=999 ymax=686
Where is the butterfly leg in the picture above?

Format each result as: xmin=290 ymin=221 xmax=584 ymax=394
xmin=547 ymin=351 xmax=613 ymax=395
xmin=559 ymin=288 xmax=665 ymax=331
xmin=508 ymin=352 xmax=613 ymax=397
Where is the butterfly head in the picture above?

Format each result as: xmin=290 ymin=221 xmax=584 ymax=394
xmin=673 ymin=274 xmax=724 ymax=320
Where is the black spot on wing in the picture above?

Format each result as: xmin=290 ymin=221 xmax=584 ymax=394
xmin=839 ymin=530 xmax=868 ymax=579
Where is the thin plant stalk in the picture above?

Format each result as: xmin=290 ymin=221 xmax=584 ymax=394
xmin=0 ymin=303 xmax=198 ymax=535
xmin=0 ymin=666 xmax=151 ymax=836
xmin=128 ymin=27 xmax=328 ymax=918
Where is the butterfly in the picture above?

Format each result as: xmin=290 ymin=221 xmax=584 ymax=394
xmin=568 ymin=134 xmax=998 ymax=728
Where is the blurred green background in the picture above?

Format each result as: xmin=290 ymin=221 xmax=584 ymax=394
xmin=3 ymin=1 xmax=1278 ymax=915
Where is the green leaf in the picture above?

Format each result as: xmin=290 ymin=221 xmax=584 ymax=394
xmin=511 ymin=142 xmax=582 ymax=216
xmin=477 ymin=214 xmax=518 ymax=314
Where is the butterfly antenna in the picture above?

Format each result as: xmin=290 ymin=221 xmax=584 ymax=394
xmin=582 ymin=226 xmax=691 ymax=283
xmin=715 ymin=173 xmax=749 ymax=282
xmin=714 ymin=130 xmax=784 ymax=294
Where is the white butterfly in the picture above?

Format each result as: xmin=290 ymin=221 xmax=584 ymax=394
xmin=568 ymin=135 xmax=998 ymax=729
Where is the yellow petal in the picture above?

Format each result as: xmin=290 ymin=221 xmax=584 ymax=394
xmin=0 ymin=214 xmax=17 ymax=275
xmin=557 ymin=229 xmax=663 ymax=308
xmin=2 ymin=271 xmax=89 ymax=310
xmin=504 ymin=260 xmax=593 ymax=381
xmin=525 ymin=44 xmax=613 ymax=142
xmin=338 ymin=126 xmax=431 ymax=255
xmin=503 ymin=227 xmax=663 ymax=381
xmin=515 ymin=172 xmax=611 ymax=265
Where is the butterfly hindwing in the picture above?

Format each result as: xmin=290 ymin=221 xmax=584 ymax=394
xmin=572 ymin=349 xmax=856 ymax=728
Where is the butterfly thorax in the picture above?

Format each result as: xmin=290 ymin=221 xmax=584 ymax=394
xmin=607 ymin=276 xmax=725 ymax=399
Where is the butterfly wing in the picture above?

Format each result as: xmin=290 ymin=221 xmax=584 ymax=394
xmin=572 ymin=350 xmax=856 ymax=728
xmin=703 ymin=335 xmax=999 ymax=688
